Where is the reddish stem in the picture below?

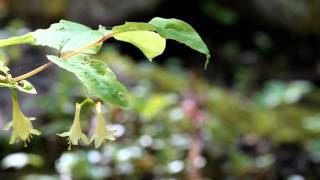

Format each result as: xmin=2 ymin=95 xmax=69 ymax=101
xmin=12 ymin=33 xmax=113 ymax=82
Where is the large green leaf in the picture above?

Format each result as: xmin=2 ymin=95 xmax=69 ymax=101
xmin=47 ymin=55 xmax=129 ymax=108
xmin=149 ymin=17 xmax=210 ymax=68
xmin=113 ymin=31 xmax=166 ymax=61
xmin=33 ymin=20 xmax=92 ymax=51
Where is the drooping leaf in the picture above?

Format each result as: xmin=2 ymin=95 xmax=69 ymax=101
xmin=0 ymin=80 xmax=37 ymax=94
xmin=113 ymin=31 xmax=166 ymax=61
xmin=47 ymin=55 xmax=129 ymax=108
xmin=149 ymin=17 xmax=210 ymax=68
xmin=112 ymin=22 xmax=156 ymax=34
xmin=32 ymin=20 xmax=92 ymax=51
xmin=61 ymin=30 xmax=104 ymax=57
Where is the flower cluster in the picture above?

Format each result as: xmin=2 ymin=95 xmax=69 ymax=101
xmin=4 ymin=92 xmax=115 ymax=149
xmin=58 ymin=100 xmax=115 ymax=149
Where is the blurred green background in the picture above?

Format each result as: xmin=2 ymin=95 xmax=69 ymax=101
xmin=0 ymin=0 xmax=320 ymax=179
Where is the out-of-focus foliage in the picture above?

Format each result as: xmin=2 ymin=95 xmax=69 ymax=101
xmin=255 ymin=80 xmax=313 ymax=108
xmin=201 ymin=1 xmax=238 ymax=26
xmin=1 ymin=47 xmax=319 ymax=179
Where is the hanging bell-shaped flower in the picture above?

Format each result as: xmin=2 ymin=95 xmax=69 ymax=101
xmin=90 ymin=102 xmax=115 ymax=148
xmin=58 ymin=103 xmax=89 ymax=150
xmin=4 ymin=91 xmax=41 ymax=147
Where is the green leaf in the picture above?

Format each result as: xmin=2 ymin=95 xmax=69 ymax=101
xmin=47 ymin=55 xmax=129 ymax=108
xmin=149 ymin=17 xmax=210 ymax=68
xmin=16 ymin=80 xmax=37 ymax=94
xmin=33 ymin=20 xmax=92 ymax=51
xmin=61 ymin=30 xmax=104 ymax=55
xmin=112 ymin=22 xmax=156 ymax=34
xmin=59 ymin=20 xmax=92 ymax=33
xmin=0 ymin=80 xmax=37 ymax=94
xmin=0 ymin=55 xmax=9 ymax=74
xmin=0 ymin=33 xmax=35 ymax=48
xmin=113 ymin=31 xmax=166 ymax=61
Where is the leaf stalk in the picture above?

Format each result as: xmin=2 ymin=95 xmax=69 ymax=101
xmin=11 ymin=33 xmax=113 ymax=82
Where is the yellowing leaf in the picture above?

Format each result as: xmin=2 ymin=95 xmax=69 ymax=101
xmin=113 ymin=31 xmax=166 ymax=61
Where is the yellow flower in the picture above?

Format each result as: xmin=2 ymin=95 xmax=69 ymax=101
xmin=90 ymin=102 xmax=115 ymax=148
xmin=4 ymin=91 xmax=41 ymax=147
xmin=58 ymin=103 xmax=89 ymax=150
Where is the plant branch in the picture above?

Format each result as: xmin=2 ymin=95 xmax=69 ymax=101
xmin=12 ymin=62 xmax=53 ymax=82
xmin=11 ymin=33 xmax=113 ymax=82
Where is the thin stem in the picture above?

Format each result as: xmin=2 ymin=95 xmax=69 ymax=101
xmin=62 ymin=33 xmax=113 ymax=60
xmin=11 ymin=89 xmax=17 ymax=102
xmin=11 ymin=33 xmax=113 ymax=82
xmin=12 ymin=62 xmax=53 ymax=82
